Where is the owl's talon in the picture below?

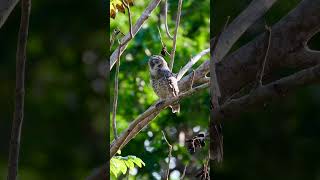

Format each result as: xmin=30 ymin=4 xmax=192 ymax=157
xmin=155 ymin=100 xmax=165 ymax=109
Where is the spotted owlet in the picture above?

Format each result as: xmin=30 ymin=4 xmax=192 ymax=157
xmin=148 ymin=55 xmax=180 ymax=113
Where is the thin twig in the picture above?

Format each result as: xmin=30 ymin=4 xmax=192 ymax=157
xmin=7 ymin=0 xmax=31 ymax=179
xmin=258 ymin=24 xmax=272 ymax=86
xmin=157 ymin=26 xmax=170 ymax=56
xmin=169 ymin=0 xmax=183 ymax=70
xmin=189 ymin=70 xmax=195 ymax=90
xmin=121 ymin=0 xmax=133 ymax=38
xmin=158 ymin=26 xmax=165 ymax=47
xmin=164 ymin=0 xmax=173 ymax=40
xmin=180 ymin=163 xmax=188 ymax=179
xmin=162 ymin=130 xmax=172 ymax=180
xmin=112 ymin=40 xmax=121 ymax=139
xmin=204 ymin=155 xmax=210 ymax=179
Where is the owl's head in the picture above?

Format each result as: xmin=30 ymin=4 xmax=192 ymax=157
xmin=148 ymin=55 xmax=169 ymax=75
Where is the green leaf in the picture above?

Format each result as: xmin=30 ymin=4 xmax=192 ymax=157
xmin=116 ymin=159 xmax=128 ymax=175
xmin=124 ymin=159 xmax=135 ymax=169
xmin=110 ymin=158 xmax=121 ymax=177
xmin=128 ymin=156 xmax=145 ymax=168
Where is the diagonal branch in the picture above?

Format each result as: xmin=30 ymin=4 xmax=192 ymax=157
xmin=7 ymin=0 xmax=31 ymax=179
xmin=109 ymin=0 xmax=161 ymax=70
xmin=213 ymin=63 xmax=320 ymax=121
xmin=176 ymin=48 xmax=210 ymax=81
xmin=213 ymin=0 xmax=278 ymax=63
xmin=110 ymin=82 xmax=209 ymax=158
xmin=217 ymin=0 xmax=320 ymax=99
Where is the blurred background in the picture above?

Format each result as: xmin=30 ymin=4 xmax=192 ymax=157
xmin=110 ymin=0 xmax=210 ymax=179
xmin=0 ymin=0 xmax=106 ymax=179
xmin=211 ymin=0 xmax=320 ymax=180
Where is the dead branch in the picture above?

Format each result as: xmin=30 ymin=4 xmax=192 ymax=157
xmin=109 ymin=0 xmax=161 ymax=70
xmin=7 ymin=0 xmax=31 ymax=179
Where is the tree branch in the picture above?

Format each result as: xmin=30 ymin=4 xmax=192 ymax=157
xmin=121 ymin=0 xmax=133 ymax=38
xmin=217 ymin=0 xmax=320 ymax=99
xmin=7 ymin=0 xmax=31 ymax=179
xmin=257 ymin=25 xmax=272 ymax=86
xmin=112 ymin=54 xmax=120 ymax=139
xmin=169 ymin=0 xmax=183 ymax=71
xmin=162 ymin=130 xmax=172 ymax=180
xmin=109 ymin=0 xmax=161 ymax=70
xmin=164 ymin=0 xmax=173 ymax=40
xmin=213 ymin=0 xmax=277 ymax=63
xmin=176 ymin=48 xmax=209 ymax=81
xmin=213 ymin=63 xmax=320 ymax=121
xmin=0 ymin=0 xmax=19 ymax=29
xmin=110 ymin=82 xmax=209 ymax=158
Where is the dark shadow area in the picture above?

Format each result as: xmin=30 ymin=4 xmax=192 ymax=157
xmin=211 ymin=0 xmax=320 ymax=179
xmin=0 ymin=0 xmax=106 ymax=179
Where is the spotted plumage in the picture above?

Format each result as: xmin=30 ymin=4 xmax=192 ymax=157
xmin=148 ymin=55 xmax=180 ymax=113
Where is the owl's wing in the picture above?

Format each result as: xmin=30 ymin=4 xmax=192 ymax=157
xmin=164 ymin=71 xmax=179 ymax=97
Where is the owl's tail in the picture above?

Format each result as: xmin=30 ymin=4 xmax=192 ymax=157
xmin=170 ymin=103 xmax=180 ymax=114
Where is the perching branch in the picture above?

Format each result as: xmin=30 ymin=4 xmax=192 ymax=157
xmin=0 ymin=0 xmax=19 ymax=29
xmin=7 ymin=0 xmax=31 ymax=179
xmin=169 ymin=0 xmax=183 ymax=70
xmin=110 ymin=82 xmax=209 ymax=158
xmin=109 ymin=0 xmax=161 ymax=70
